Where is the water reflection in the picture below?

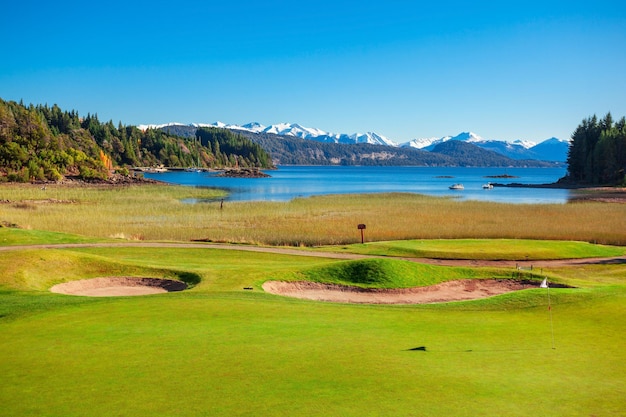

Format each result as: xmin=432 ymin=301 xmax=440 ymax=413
xmin=146 ymin=166 xmax=570 ymax=204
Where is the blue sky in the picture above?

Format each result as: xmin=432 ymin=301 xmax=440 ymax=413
xmin=2 ymin=1 xmax=625 ymax=143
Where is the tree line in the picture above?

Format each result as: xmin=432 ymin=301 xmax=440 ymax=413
xmin=566 ymin=113 xmax=626 ymax=185
xmin=0 ymin=99 xmax=274 ymax=182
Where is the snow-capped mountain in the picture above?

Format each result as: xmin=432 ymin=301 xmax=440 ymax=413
xmin=137 ymin=121 xmax=240 ymax=131
xmin=400 ymin=131 xmax=568 ymax=162
xmin=212 ymin=121 xmax=397 ymax=146
xmin=528 ymin=137 xmax=570 ymax=162
xmin=468 ymin=139 xmax=536 ymax=160
xmin=141 ymin=121 xmax=568 ymax=162
xmin=137 ymin=122 xmax=185 ymax=131
xmin=513 ymin=139 xmax=537 ymax=149
xmin=402 ymin=136 xmax=442 ymax=149
xmin=403 ymin=132 xmax=484 ymax=151
xmin=263 ymin=123 xmax=327 ymax=138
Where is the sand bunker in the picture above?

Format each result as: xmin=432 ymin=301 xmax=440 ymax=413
xmin=262 ymin=279 xmax=537 ymax=304
xmin=50 ymin=277 xmax=187 ymax=297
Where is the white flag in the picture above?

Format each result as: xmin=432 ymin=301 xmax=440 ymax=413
xmin=540 ymin=278 xmax=548 ymax=288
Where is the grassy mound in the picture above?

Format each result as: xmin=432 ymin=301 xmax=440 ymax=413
xmin=300 ymin=258 xmax=509 ymax=289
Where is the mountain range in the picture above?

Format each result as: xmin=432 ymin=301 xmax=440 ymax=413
xmin=139 ymin=121 xmax=570 ymax=163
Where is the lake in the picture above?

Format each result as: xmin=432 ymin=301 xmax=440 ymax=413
xmin=144 ymin=166 xmax=570 ymax=204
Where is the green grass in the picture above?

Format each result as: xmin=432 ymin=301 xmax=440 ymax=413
xmin=291 ymin=258 xmax=515 ymax=288
xmin=1 ymin=242 xmax=625 ymax=416
xmin=1 ymin=280 xmax=625 ymax=416
xmin=0 ymin=247 xmax=202 ymax=292
xmin=320 ymin=238 xmax=626 ymax=260
xmin=0 ymin=227 xmax=106 ymax=246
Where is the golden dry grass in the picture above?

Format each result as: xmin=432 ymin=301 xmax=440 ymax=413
xmin=1 ymin=183 xmax=625 ymax=246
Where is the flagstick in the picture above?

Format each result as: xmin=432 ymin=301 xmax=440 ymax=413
xmin=546 ymin=281 xmax=555 ymax=349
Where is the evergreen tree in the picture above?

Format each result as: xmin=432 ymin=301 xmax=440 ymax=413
xmin=566 ymin=113 xmax=626 ymax=185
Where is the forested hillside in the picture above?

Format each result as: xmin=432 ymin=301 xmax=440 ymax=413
xmin=0 ymin=99 xmax=273 ymax=182
xmin=565 ymin=113 xmax=626 ymax=185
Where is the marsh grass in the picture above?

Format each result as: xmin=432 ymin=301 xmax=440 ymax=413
xmin=1 ymin=184 xmax=625 ymax=245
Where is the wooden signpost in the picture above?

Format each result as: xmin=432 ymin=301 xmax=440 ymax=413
xmin=357 ymin=224 xmax=366 ymax=244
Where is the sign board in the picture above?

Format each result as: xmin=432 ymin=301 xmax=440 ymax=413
xmin=357 ymin=224 xmax=366 ymax=244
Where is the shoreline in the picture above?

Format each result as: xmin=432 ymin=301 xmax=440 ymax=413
xmin=492 ymin=182 xmax=626 ymax=203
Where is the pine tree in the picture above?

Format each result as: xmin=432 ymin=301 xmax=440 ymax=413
xmin=566 ymin=113 xmax=626 ymax=185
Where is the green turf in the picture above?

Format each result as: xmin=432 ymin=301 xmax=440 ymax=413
xmin=0 ymin=227 xmax=106 ymax=246
xmin=1 ymin=288 xmax=625 ymax=416
xmin=294 ymin=258 xmax=518 ymax=288
xmin=1 ymin=239 xmax=625 ymax=416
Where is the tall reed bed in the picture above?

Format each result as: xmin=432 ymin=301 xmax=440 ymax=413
xmin=1 ymin=184 xmax=625 ymax=246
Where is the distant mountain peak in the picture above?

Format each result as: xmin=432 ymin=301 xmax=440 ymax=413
xmin=511 ymin=139 xmax=536 ymax=149
xmin=450 ymin=131 xmax=484 ymax=142
xmin=143 ymin=120 xmax=567 ymax=162
xmin=241 ymin=121 xmax=265 ymax=129
xmin=137 ymin=122 xmax=188 ymax=131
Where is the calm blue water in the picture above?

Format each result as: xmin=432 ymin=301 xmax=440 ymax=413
xmin=144 ymin=166 xmax=570 ymax=204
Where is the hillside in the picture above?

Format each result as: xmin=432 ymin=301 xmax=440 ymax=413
xmin=0 ymin=99 xmax=274 ymax=182
xmin=529 ymin=138 xmax=570 ymax=162
xmin=429 ymin=141 xmax=556 ymax=167
xmin=236 ymin=130 xmax=453 ymax=166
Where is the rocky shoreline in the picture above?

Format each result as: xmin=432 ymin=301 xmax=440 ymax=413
xmin=491 ymin=182 xmax=626 ymax=203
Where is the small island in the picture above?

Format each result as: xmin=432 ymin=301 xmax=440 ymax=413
xmin=484 ymin=174 xmax=519 ymax=178
xmin=216 ymin=168 xmax=271 ymax=178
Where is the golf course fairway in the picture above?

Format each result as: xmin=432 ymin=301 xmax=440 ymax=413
xmin=1 ymin=241 xmax=625 ymax=416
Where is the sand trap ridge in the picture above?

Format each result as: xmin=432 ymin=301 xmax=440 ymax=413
xmin=50 ymin=277 xmax=187 ymax=297
xmin=263 ymin=279 xmax=537 ymax=304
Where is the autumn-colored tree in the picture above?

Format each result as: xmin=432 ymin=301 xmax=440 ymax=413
xmin=99 ymin=150 xmax=113 ymax=171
